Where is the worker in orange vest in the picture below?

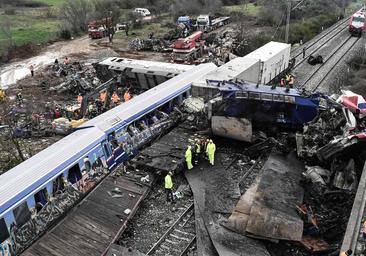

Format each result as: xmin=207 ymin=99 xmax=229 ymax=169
xmin=100 ymin=90 xmax=107 ymax=102
xmin=124 ymin=90 xmax=131 ymax=102
xmin=77 ymin=94 xmax=83 ymax=104
xmin=111 ymin=91 xmax=120 ymax=104
xmin=363 ymin=220 xmax=366 ymax=239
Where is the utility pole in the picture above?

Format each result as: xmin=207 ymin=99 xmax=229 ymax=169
xmin=285 ymin=0 xmax=291 ymax=43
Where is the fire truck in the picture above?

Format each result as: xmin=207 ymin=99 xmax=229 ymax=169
xmin=88 ymin=17 xmax=113 ymax=39
xmin=170 ymin=31 xmax=205 ymax=64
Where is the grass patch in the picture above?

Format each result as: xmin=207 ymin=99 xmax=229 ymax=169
xmin=223 ymin=3 xmax=260 ymax=16
xmin=0 ymin=10 xmax=60 ymax=56
xmin=35 ymin=0 xmax=67 ymax=7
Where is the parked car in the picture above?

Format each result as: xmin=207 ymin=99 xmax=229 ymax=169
xmin=133 ymin=8 xmax=151 ymax=17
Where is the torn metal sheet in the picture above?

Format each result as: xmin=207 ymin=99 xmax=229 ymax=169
xmin=185 ymin=153 xmax=270 ymax=256
xmin=226 ymin=152 xmax=304 ymax=242
xmin=245 ymin=152 xmax=304 ymax=241
xmin=223 ymin=180 xmax=259 ymax=234
xmin=212 ymin=116 xmax=253 ymax=142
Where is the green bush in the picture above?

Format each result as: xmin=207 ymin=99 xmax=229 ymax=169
xmin=289 ymin=14 xmax=338 ymax=43
xmin=59 ymin=29 xmax=72 ymax=40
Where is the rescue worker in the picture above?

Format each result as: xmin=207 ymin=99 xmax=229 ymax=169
xmin=77 ymin=94 xmax=83 ymax=104
xmin=363 ymin=220 xmax=366 ymax=240
xmin=29 ymin=64 xmax=34 ymax=77
xmin=186 ymin=145 xmax=193 ymax=170
xmin=125 ymin=23 xmax=129 ymax=36
xmin=206 ymin=139 xmax=216 ymax=166
xmin=124 ymin=89 xmax=131 ymax=102
xmin=164 ymin=171 xmax=174 ymax=202
xmin=280 ymin=78 xmax=285 ymax=87
xmin=288 ymin=75 xmax=294 ymax=88
xmin=194 ymin=139 xmax=201 ymax=165
xmin=111 ymin=91 xmax=120 ymax=104
xmin=100 ymin=90 xmax=107 ymax=103
xmin=285 ymin=74 xmax=291 ymax=85
xmin=340 ymin=249 xmax=353 ymax=256
xmin=63 ymin=57 xmax=70 ymax=65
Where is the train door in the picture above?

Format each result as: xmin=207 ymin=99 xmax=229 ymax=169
xmin=102 ymin=140 xmax=115 ymax=169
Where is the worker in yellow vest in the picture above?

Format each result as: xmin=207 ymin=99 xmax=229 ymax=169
xmin=186 ymin=145 xmax=193 ymax=170
xmin=164 ymin=171 xmax=174 ymax=202
xmin=206 ymin=139 xmax=216 ymax=166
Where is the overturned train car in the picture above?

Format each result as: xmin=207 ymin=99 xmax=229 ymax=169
xmin=208 ymin=80 xmax=321 ymax=142
xmin=0 ymin=63 xmax=217 ymax=255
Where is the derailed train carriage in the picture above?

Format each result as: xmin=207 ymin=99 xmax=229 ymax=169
xmin=0 ymin=63 xmax=217 ymax=255
xmin=208 ymin=80 xmax=322 ymax=142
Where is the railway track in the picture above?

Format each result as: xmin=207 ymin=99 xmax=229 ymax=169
xmin=297 ymin=35 xmax=360 ymax=91
xmin=291 ymin=17 xmax=349 ymax=57
xmin=146 ymin=203 xmax=196 ymax=256
xmin=291 ymin=18 xmax=349 ymax=70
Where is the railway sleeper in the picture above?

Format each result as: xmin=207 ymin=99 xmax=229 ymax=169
xmin=169 ymin=233 xmax=193 ymax=242
xmin=174 ymin=228 xmax=195 ymax=237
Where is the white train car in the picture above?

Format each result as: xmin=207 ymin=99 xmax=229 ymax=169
xmin=243 ymin=41 xmax=291 ymax=85
xmin=192 ymin=41 xmax=291 ymax=100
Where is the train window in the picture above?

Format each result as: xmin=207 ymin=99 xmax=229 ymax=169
xmin=108 ymin=132 xmax=118 ymax=149
xmin=0 ymin=218 xmax=9 ymax=243
xmin=53 ymin=174 xmax=65 ymax=196
xmin=34 ymin=188 xmax=48 ymax=212
xmin=248 ymin=92 xmax=260 ymax=100
xmin=67 ymin=163 xmax=82 ymax=184
xmin=273 ymin=94 xmax=285 ymax=102
xmin=103 ymin=143 xmax=111 ymax=158
xmin=13 ymin=201 xmax=31 ymax=227
xmin=236 ymin=91 xmax=248 ymax=98
xmin=284 ymin=96 xmax=295 ymax=103
xmin=261 ymin=93 xmax=273 ymax=101
xmin=116 ymin=59 xmax=123 ymax=62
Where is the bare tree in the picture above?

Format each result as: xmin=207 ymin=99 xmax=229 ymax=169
xmin=61 ymin=0 xmax=93 ymax=33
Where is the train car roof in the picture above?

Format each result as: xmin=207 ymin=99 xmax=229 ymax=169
xmin=83 ymin=63 xmax=217 ymax=134
xmin=192 ymin=57 xmax=260 ymax=87
xmin=214 ymin=80 xmax=302 ymax=97
xmin=244 ymin=41 xmax=291 ymax=62
xmin=0 ymin=127 xmax=105 ymax=216
xmin=98 ymin=57 xmax=194 ymax=77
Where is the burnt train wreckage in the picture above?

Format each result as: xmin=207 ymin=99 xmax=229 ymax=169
xmin=0 ymin=41 xmax=330 ymax=255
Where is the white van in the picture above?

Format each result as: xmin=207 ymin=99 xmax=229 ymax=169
xmin=133 ymin=8 xmax=151 ymax=17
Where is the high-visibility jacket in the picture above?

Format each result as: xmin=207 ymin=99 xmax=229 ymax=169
xmin=124 ymin=91 xmax=131 ymax=102
xmin=111 ymin=92 xmax=120 ymax=103
xmin=206 ymin=142 xmax=216 ymax=155
xmin=185 ymin=148 xmax=192 ymax=161
xmin=165 ymin=174 xmax=173 ymax=189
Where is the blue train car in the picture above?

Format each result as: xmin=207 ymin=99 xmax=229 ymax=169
xmin=0 ymin=63 xmax=217 ymax=255
xmin=209 ymin=80 xmax=321 ymax=126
